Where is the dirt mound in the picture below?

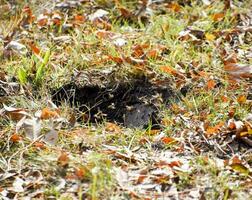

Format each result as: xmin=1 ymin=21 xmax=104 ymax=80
xmin=52 ymin=70 xmax=176 ymax=128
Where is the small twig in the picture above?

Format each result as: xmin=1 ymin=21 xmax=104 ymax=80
xmin=187 ymin=134 xmax=199 ymax=155
xmin=214 ymin=140 xmax=227 ymax=156
xmin=226 ymin=143 xmax=234 ymax=155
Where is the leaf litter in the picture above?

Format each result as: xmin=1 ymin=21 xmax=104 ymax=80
xmin=0 ymin=0 xmax=252 ymax=199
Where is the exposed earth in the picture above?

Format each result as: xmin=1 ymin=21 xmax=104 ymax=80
xmin=53 ymin=71 xmax=176 ymax=128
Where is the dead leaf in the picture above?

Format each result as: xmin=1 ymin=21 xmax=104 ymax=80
xmin=113 ymin=38 xmax=127 ymax=47
xmin=212 ymin=13 xmax=225 ymax=22
xmin=33 ymin=141 xmax=45 ymax=149
xmin=206 ymin=127 xmax=217 ymax=135
xmin=119 ymin=7 xmax=134 ymax=19
xmin=2 ymin=104 xmax=29 ymax=121
xmin=108 ymin=55 xmax=123 ymax=64
xmin=198 ymin=71 xmax=208 ymax=77
xmin=96 ymin=30 xmax=116 ymax=39
xmin=139 ymin=137 xmax=149 ymax=145
xmin=10 ymin=133 xmax=22 ymax=143
xmin=224 ymin=63 xmax=252 ymax=80
xmin=154 ymin=160 xmax=182 ymax=168
xmin=167 ymin=2 xmax=181 ymax=12
xmin=105 ymin=122 xmax=121 ymax=133
xmin=28 ymin=42 xmax=40 ymax=55
xmin=230 ymin=163 xmax=249 ymax=175
xmin=43 ymin=129 xmax=58 ymax=145
xmin=12 ymin=177 xmax=24 ymax=193
xmin=231 ymin=156 xmax=242 ymax=165
xmin=124 ymin=56 xmax=146 ymax=66
xmin=237 ymin=95 xmax=247 ymax=104
xmin=228 ymin=108 xmax=235 ymax=118
xmin=206 ymin=79 xmax=216 ymax=90
xmin=227 ymin=119 xmax=245 ymax=136
xmin=202 ymin=0 xmax=211 ymax=5
xmin=160 ymin=66 xmax=177 ymax=76
xmin=18 ymin=117 xmax=41 ymax=140
xmin=74 ymin=14 xmax=85 ymax=23
xmin=132 ymin=44 xmax=145 ymax=58
xmin=40 ymin=108 xmax=59 ymax=120
xmin=89 ymin=9 xmax=108 ymax=22
xmin=221 ymin=95 xmax=229 ymax=103
xmin=228 ymin=121 xmax=236 ymax=130
xmin=37 ymin=15 xmax=48 ymax=27
xmin=136 ymin=175 xmax=147 ymax=184
xmin=146 ymin=129 xmax=160 ymax=135
xmin=147 ymin=49 xmax=159 ymax=59
xmin=161 ymin=137 xmax=176 ymax=144
xmin=75 ymin=167 xmax=86 ymax=179
xmin=168 ymin=161 xmax=182 ymax=168
xmin=205 ymin=33 xmax=216 ymax=41
xmin=58 ymin=152 xmax=69 ymax=167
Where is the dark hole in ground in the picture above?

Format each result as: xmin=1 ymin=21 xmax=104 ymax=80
xmin=52 ymin=72 xmax=176 ymax=128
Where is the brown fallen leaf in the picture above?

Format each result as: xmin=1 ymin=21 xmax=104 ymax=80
xmin=58 ymin=152 xmax=69 ymax=167
xmin=33 ymin=141 xmax=45 ymax=149
xmin=167 ymin=2 xmax=181 ymax=12
xmin=105 ymin=122 xmax=121 ymax=133
xmin=28 ymin=42 xmax=40 ymax=55
xmin=108 ymin=55 xmax=123 ymax=64
xmin=224 ymin=61 xmax=252 ymax=80
xmin=212 ymin=13 xmax=225 ymax=22
xmin=40 ymin=108 xmax=59 ymax=120
xmin=136 ymin=175 xmax=147 ymax=184
xmin=237 ymin=95 xmax=247 ymax=104
xmin=161 ymin=137 xmax=176 ymax=144
xmin=75 ymin=167 xmax=86 ymax=180
xmin=10 ymin=133 xmax=22 ymax=143
xmin=206 ymin=79 xmax=216 ymax=90
xmin=119 ymin=7 xmax=134 ymax=19
xmin=160 ymin=66 xmax=177 ymax=76
xmin=73 ymin=14 xmax=86 ymax=24
xmin=147 ymin=49 xmax=159 ymax=60
xmin=96 ymin=30 xmax=116 ymax=39
xmin=1 ymin=104 xmax=29 ymax=121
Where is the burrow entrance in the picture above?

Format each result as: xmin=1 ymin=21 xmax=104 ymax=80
xmin=52 ymin=70 xmax=177 ymax=128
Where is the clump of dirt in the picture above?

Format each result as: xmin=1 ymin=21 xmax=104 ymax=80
xmin=52 ymin=69 xmax=176 ymax=128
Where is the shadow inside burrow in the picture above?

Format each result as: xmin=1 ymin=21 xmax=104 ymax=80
xmin=52 ymin=73 xmax=176 ymax=129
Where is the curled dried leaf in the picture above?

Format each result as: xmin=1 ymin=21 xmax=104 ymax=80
xmin=105 ymin=122 xmax=121 ymax=133
xmin=10 ymin=133 xmax=22 ymax=142
xmin=212 ymin=13 xmax=225 ymax=22
xmin=40 ymin=108 xmax=59 ymax=120
xmin=58 ymin=152 xmax=69 ymax=167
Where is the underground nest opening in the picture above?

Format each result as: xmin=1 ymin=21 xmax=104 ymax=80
xmin=52 ymin=72 xmax=176 ymax=129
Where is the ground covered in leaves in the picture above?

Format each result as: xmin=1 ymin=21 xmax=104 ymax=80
xmin=1 ymin=0 xmax=252 ymax=199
